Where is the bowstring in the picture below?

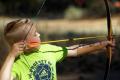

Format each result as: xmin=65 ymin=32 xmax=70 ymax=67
xmin=21 ymin=0 xmax=47 ymax=69
xmin=36 ymin=0 xmax=47 ymax=17
xmin=22 ymin=22 xmax=34 ymax=69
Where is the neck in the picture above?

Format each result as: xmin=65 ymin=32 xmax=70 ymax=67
xmin=24 ymin=46 xmax=40 ymax=54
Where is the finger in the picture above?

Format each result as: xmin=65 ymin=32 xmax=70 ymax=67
xmin=19 ymin=48 xmax=24 ymax=51
xmin=19 ymin=44 xmax=26 ymax=48
xmin=18 ymin=42 xmax=25 ymax=45
xmin=19 ymin=45 xmax=25 ymax=50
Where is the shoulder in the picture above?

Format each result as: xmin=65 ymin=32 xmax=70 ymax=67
xmin=40 ymin=44 xmax=59 ymax=48
xmin=39 ymin=44 xmax=62 ymax=51
xmin=38 ymin=44 xmax=68 ymax=53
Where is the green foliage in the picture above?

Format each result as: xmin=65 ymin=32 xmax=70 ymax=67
xmin=0 ymin=0 xmax=118 ymax=18
xmin=0 ymin=0 xmax=45 ymax=17
xmin=64 ymin=6 xmax=86 ymax=20
xmin=85 ymin=0 xmax=106 ymax=17
xmin=0 ymin=2 xmax=5 ymax=14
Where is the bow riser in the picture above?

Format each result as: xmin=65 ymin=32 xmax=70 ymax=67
xmin=104 ymin=0 xmax=113 ymax=80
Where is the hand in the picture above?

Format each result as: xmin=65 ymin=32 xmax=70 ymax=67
xmin=107 ymin=39 xmax=115 ymax=47
xmin=10 ymin=41 xmax=25 ymax=58
xmin=100 ymin=39 xmax=115 ymax=47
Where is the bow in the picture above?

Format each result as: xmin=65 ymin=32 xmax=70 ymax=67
xmin=104 ymin=0 xmax=113 ymax=80
xmin=34 ymin=1 xmax=114 ymax=79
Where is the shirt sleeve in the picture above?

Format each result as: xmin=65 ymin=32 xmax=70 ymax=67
xmin=11 ymin=62 xmax=20 ymax=80
xmin=41 ymin=44 xmax=68 ymax=62
xmin=54 ymin=46 xmax=68 ymax=62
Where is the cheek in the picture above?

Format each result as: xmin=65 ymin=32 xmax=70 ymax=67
xmin=28 ymin=37 xmax=40 ymax=42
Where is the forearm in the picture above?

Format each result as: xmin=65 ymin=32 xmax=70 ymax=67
xmin=77 ymin=41 xmax=108 ymax=56
xmin=0 ymin=52 xmax=15 ymax=80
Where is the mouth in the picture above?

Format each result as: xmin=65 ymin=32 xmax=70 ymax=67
xmin=28 ymin=42 xmax=40 ymax=48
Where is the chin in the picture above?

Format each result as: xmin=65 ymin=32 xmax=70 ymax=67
xmin=25 ymin=46 xmax=40 ymax=53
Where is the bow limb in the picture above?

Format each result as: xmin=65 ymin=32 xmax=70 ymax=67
xmin=104 ymin=0 xmax=113 ymax=80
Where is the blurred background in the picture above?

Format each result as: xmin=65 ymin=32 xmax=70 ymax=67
xmin=0 ymin=0 xmax=120 ymax=80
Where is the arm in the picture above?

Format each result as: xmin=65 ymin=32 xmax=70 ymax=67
xmin=67 ymin=41 xmax=113 ymax=57
xmin=0 ymin=41 xmax=25 ymax=80
xmin=0 ymin=52 xmax=15 ymax=80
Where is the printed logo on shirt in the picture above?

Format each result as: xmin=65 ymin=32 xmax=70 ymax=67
xmin=29 ymin=60 xmax=54 ymax=80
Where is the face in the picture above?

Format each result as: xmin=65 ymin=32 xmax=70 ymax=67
xmin=25 ymin=26 xmax=41 ymax=50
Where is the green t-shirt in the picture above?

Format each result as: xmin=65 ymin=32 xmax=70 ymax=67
xmin=12 ymin=44 xmax=68 ymax=80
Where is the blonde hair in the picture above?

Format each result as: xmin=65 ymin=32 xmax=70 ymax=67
xmin=4 ymin=19 xmax=35 ymax=45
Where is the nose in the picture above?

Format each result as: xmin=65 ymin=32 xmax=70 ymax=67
xmin=36 ymin=32 xmax=40 ymax=37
